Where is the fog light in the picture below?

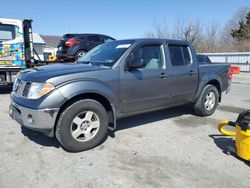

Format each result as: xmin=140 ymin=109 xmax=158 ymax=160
xmin=27 ymin=114 xmax=34 ymax=124
xmin=9 ymin=106 xmax=13 ymax=116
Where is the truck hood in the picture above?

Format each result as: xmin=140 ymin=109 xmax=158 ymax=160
xmin=18 ymin=63 xmax=109 ymax=82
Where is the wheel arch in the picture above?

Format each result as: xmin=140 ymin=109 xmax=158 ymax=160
xmin=194 ymin=75 xmax=222 ymax=103
xmin=55 ymin=92 xmax=116 ymax=135
xmin=207 ymin=79 xmax=221 ymax=102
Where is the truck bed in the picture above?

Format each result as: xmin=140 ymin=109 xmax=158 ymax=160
xmin=199 ymin=63 xmax=231 ymax=93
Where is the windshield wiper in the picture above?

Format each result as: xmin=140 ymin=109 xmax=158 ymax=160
xmin=76 ymin=61 xmax=96 ymax=66
xmin=77 ymin=60 xmax=114 ymax=67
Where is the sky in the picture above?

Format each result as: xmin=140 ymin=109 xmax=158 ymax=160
xmin=0 ymin=0 xmax=249 ymax=39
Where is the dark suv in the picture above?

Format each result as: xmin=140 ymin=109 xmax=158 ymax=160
xmin=56 ymin=34 xmax=115 ymax=60
xmin=197 ymin=54 xmax=212 ymax=64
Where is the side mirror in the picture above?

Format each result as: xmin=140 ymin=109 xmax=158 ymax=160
xmin=126 ymin=58 xmax=144 ymax=71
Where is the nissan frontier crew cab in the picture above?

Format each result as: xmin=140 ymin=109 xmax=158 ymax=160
xmin=9 ymin=39 xmax=231 ymax=152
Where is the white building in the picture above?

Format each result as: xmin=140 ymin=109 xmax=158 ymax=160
xmin=33 ymin=33 xmax=61 ymax=61
xmin=200 ymin=52 xmax=250 ymax=72
xmin=40 ymin=35 xmax=61 ymax=60
xmin=33 ymin=33 xmax=46 ymax=61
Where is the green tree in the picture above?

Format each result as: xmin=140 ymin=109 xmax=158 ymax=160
xmin=231 ymin=12 xmax=250 ymax=41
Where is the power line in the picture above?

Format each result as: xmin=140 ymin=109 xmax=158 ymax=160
xmin=0 ymin=11 xmax=19 ymax=17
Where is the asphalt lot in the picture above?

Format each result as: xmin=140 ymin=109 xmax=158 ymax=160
xmin=0 ymin=73 xmax=250 ymax=188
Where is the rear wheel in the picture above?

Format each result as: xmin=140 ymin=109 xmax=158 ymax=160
xmin=56 ymin=99 xmax=109 ymax=152
xmin=194 ymin=84 xmax=219 ymax=116
xmin=75 ymin=50 xmax=86 ymax=60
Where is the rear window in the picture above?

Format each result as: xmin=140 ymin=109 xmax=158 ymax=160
xmin=63 ymin=34 xmax=75 ymax=39
xmin=197 ymin=55 xmax=211 ymax=64
xmin=0 ymin=24 xmax=15 ymax=41
xmin=169 ymin=45 xmax=191 ymax=66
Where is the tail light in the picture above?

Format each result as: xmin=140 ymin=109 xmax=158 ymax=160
xmin=65 ymin=39 xmax=80 ymax=47
xmin=229 ymin=65 xmax=233 ymax=81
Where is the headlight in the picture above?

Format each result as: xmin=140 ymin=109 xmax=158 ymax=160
xmin=12 ymin=78 xmax=19 ymax=92
xmin=27 ymin=83 xmax=55 ymax=99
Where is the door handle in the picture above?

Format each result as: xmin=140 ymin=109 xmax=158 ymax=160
xmin=160 ymin=73 xmax=168 ymax=79
xmin=189 ymin=70 xmax=194 ymax=75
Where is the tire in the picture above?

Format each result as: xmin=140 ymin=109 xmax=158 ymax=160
xmin=194 ymin=84 xmax=219 ymax=116
xmin=75 ymin=50 xmax=86 ymax=60
xmin=56 ymin=99 xmax=109 ymax=152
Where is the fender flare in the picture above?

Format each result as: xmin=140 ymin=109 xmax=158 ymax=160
xmin=56 ymin=80 xmax=117 ymax=130
xmin=194 ymin=73 xmax=222 ymax=102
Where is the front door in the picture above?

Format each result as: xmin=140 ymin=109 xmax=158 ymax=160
xmin=120 ymin=44 xmax=170 ymax=114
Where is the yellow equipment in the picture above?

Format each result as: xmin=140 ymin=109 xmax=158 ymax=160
xmin=48 ymin=54 xmax=57 ymax=61
xmin=218 ymin=110 xmax=250 ymax=161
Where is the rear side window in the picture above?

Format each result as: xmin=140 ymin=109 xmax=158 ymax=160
xmin=169 ymin=45 xmax=191 ymax=66
xmin=0 ymin=24 xmax=15 ymax=41
xmin=86 ymin=35 xmax=102 ymax=42
xmin=104 ymin=36 xmax=115 ymax=42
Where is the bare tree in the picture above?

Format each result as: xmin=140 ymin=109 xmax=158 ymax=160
xmin=145 ymin=6 xmax=250 ymax=53
xmin=173 ymin=17 xmax=203 ymax=51
xmin=146 ymin=17 xmax=204 ymax=52
xmin=201 ymin=22 xmax=220 ymax=52
xmin=145 ymin=20 xmax=170 ymax=38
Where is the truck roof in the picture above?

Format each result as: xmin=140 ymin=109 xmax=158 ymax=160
xmin=116 ymin=38 xmax=191 ymax=45
xmin=0 ymin=18 xmax=23 ymax=30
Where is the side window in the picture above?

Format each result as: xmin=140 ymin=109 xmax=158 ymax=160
xmin=131 ymin=45 xmax=162 ymax=69
xmin=86 ymin=35 xmax=102 ymax=42
xmin=79 ymin=36 xmax=86 ymax=40
xmin=43 ymin=52 xmax=52 ymax=61
xmin=169 ymin=45 xmax=191 ymax=66
xmin=104 ymin=36 xmax=115 ymax=42
xmin=169 ymin=46 xmax=183 ymax=66
xmin=0 ymin=24 xmax=15 ymax=41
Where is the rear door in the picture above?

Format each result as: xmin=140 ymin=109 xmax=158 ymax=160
xmin=120 ymin=42 xmax=171 ymax=114
xmin=167 ymin=44 xmax=198 ymax=104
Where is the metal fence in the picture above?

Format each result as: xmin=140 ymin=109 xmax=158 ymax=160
xmin=200 ymin=52 xmax=250 ymax=72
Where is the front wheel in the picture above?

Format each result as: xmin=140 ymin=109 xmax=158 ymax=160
xmin=56 ymin=99 xmax=109 ymax=152
xmin=194 ymin=84 xmax=219 ymax=116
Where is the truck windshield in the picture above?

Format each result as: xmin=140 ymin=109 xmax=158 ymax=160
xmin=0 ymin=24 xmax=15 ymax=41
xmin=77 ymin=40 xmax=134 ymax=67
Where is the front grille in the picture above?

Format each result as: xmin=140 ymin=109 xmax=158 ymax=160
xmin=22 ymin=82 xmax=31 ymax=97
xmin=14 ymin=80 xmax=30 ymax=98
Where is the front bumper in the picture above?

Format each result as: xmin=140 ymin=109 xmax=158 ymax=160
xmin=9 ymin=99 xmax=59 ymax=137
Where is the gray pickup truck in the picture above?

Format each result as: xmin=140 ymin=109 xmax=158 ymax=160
xmin=9 ymin=39 xmax=231 ymax=152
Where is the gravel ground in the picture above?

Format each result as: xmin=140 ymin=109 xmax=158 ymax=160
xmin=0 ymin=73 xmax=249 ymax=188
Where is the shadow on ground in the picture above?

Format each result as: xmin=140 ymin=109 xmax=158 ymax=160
xmin=21 ymin=126 xmax=60 ymax=148
xmin=116 ymin=105 xmax=192 ymax=132
xmin=20 ymin=105 xmax=193 ymax=150
xmin=209 ymin=134 xmax=250 ymax=166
